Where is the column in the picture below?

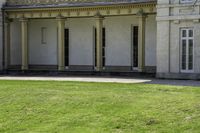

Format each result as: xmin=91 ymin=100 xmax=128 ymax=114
xmin=137 ymin=12 xmax=146 ymax=72
xmin=4 ymin=19 xmax=11 ymax=69
xmin=95 ymin=13 xmax=104 ymax=71
xmin=56 ymin=15 xmax=65 ymax=71
xmin=20 ymin=18 xmax=28 ymax=71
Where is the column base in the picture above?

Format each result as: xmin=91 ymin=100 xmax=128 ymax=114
xmin=58 ymin=66 xmax=65 ymax=71
xmin=95 ymin=67 xmax=103 ymax=72
xmin=138 ymin=68 xmax=145 ymax=72
xmin=21 ymin=66 xmax=28 ymax=70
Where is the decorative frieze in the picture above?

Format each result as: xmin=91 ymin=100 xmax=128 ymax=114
xmin=5 ymin=2 xmax=156 ymax=19
xmin=6 ymin=0 xmax=156 ymax=6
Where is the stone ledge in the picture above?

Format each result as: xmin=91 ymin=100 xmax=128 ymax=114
xmin=157 ymin=72 xmax=200 ymax=80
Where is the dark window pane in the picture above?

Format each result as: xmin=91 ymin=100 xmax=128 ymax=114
xmin=133 ymin=26 xmax=139 ymax=68
xmin=188 ymin=40 xmax=193 ymax=70
xmin=94 ymin=28 xmax=97 ymax=67
xmin=102 ymin=28 xmax=106 ymax=47
xmin=182 ymin=41 xmax=186 ymax=70
xmin=65 ymin=29 xmax=69 ymax=66
xmin=103 ymin=57 xmax=106 ymax=67
xmin=102 ymin=48 xmax=105 ymax=57
xmin=189 ymin=29 xmax=193 ymax=37
xmin=182 ymin=30 xmax=187 ymax=37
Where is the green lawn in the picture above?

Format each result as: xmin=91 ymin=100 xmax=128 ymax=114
xmin=0 ymin=80 xmax=200 ymax=133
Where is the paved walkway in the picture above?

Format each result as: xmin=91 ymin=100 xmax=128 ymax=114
xmin=0 ymin=76 xmax=200 ymax=86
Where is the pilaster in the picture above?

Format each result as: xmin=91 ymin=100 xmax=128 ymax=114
xmin=137 ymin=10 xmax=146 ymax=72
xmin=19 ymin=17 xmax=29 ymax=71
xmin=4 ymin=18 xmax=11 ymax=69
xmin=95 ymin=12 xmax=104 ymax=71
xmin=56 ymin=15 xmax=66 ymax=71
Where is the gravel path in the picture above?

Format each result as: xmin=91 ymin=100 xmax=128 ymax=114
xmin=0 ymin=76 xmax=199 ymax=86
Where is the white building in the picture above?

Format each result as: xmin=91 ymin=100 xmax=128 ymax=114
xmin=0 ymin=0 xmax=200 ymax=79
xmin=157 ymin=0 xmax=200 ymax=79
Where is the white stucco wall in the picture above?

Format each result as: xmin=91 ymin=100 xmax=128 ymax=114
xmin=9 ymin=15 xmax=157 ymax=69
xmin=10 ymin=20 xmax=21 ymax=65
xmin=157 ymin=21 xmax=170 ymax=73
xmin=67 ymin=15 xmax=156 ymax=67
xmin=105 ymin=16 xmax=135 ymax=66
xmin=67 ymin=18 xmax=94 ymax=66
xmin=145 ymin=15 xmax=157 ymax=66
xmin=29 ymin=19 xmax=57 ymax=65
xmin=105 ymin=15 xmax=156 ymax=67
xmin=157 ymin=0 xmax=170 ymax=73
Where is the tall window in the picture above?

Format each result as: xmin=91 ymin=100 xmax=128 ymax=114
xmin=65 ymin=29 xmax=69 ymax=67
xmin=132 ymin=26 xmax=139 ymax=69
xmin=102 ymin=28 xmax=106 ymax=67
xmin=94 ymin=28 xmax=106 ymax=68
xmin=180 ymin=28 xmax=194 ymax=72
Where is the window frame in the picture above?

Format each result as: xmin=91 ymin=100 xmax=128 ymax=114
xmin=131 ymin=25 xmax=139 ymax=70
xmin=180 ymin=0 xmax=193 ymax=4
xmin=41 ymin=27 xmax=47 ymax=44
xmin=64 ymin=28 xmax=69 ymax=68
xmin=180 ymin=28 xmax=194 ymax=73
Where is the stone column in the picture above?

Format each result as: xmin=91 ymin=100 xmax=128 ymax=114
xmin=137 ymin=10 xmax=146 ymax=72
xmin=20 ymin=18 xmax=28 ymax=71
xmin=56 ymin=15 xmax=65 ymax=71
xmin=95 ymin=13 xmax=104 ymax=71
xmin=4 ymin=19 xmax=11 ymax=69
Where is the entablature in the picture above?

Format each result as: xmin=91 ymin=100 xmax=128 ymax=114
xmin=157 ymin=0 xmax=200 ymax=21
xmin=6 ymin=0 xmax=156 ymax=7
xmin=4 ymin=2 xmax=156 ymax=19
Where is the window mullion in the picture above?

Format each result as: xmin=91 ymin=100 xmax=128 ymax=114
xmin=186 ymin=29 xmax=189 ymax=71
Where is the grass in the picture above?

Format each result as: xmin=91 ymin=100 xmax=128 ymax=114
xmin=0 ymin=80 xmax=200 ymax=133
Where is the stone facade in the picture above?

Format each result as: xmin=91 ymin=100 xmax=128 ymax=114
xmin=2 ymin=0 xmax=200 ymax=79
xmin=2 ymin=0 xmax=157 ymax=73
xmin=157 ymin=0 xmax=200 ymax=79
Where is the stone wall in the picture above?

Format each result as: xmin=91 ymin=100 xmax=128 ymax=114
xmin=157 ymin=0 xmax=200 ymax=79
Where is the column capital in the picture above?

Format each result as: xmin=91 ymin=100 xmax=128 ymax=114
xmin=94 ymin=11 xmax=104 ymax=20
xmin=136 ymin=9 xmax=147 ymax=18
xmin=5 ymin=18 xmax=12 ymax=24
xmin=19 ymin=17 xmax=28 ymax=22
xmin=56 ymin=14 xmax=66 ymax=21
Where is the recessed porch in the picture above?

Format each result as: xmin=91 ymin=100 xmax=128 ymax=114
xmin=3 ymin=1 xmax=156 ymax=73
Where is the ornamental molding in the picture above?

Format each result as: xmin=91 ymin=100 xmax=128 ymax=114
xmin=5 ymin=3 xmax=156 ymax=19
xmin=6 ymin=0 xmax=156 ymax=6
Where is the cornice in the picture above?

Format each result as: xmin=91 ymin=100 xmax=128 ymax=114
xmin=5 ymin=2 xmax=156 ymax=12
xmin=5 ymin=2 xmax=156 ymax=19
